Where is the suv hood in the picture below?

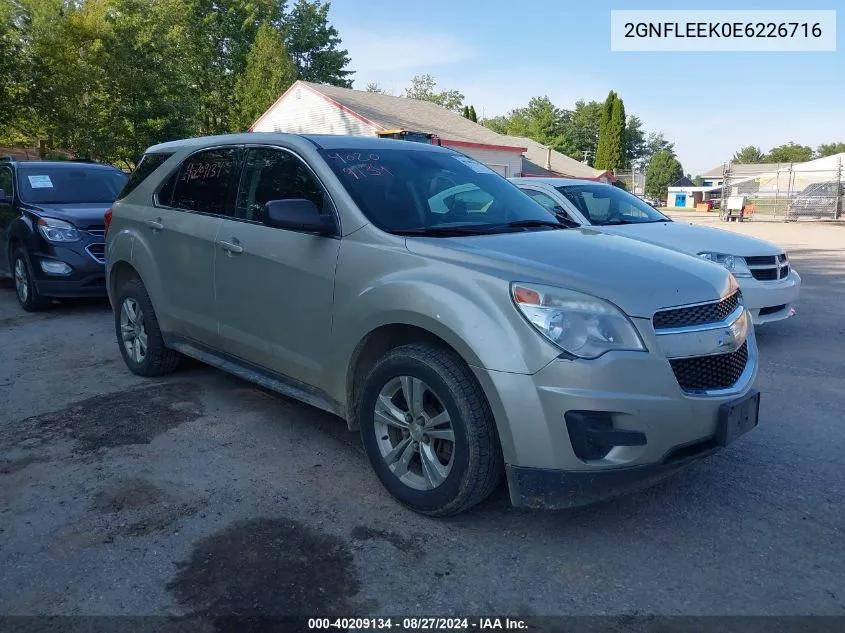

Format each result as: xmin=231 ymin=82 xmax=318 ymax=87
xmin=405 ymin=228 xmax=734 ymax=318
xmin=30 ymin=203 xmax=110 ymax=230
xmin=596 ymin=221 xmax=783 ymax=257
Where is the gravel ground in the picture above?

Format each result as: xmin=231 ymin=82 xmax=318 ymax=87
xmin=0 ymin=218 xmax=843 ymax=625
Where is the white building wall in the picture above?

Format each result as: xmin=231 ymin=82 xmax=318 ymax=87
xmin=447 ymin=145 xmax=523 ymax=178
xmin=252 ymin=86 xmax=379 ymax=136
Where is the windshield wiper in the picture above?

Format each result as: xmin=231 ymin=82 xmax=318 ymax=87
xmin=501 ymin=219 xmax=568 ymax=230
xmin=395 ymin=219 xmax=567 ymax=237
xmin=393 ymin=225 xmax=497 ymax=236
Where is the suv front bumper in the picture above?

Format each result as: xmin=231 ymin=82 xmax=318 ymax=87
xmin=738 ymin=270 xmax=801 ymax=325
xmin=473 ymin=329 xmax=759 ymax=509
xmin=30 ymin=243 xmax=107 ymax=298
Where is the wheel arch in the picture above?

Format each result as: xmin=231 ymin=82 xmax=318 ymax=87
xmin=344 ymin=322 xmax=483 ymax=432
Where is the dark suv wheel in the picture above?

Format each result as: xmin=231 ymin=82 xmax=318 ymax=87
xmin=359 ymin=343 xmax=504 ymax=516
xmin=11 ymin=247 xmax=50 ymax=312
xmin=114 ymin=278 xmax=180 ymax=377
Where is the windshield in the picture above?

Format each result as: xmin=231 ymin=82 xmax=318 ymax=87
xmin=319 ymin=148 xmax=560 ymax=235
xmin=555 ymin=183 xmax=669 ymax=226
xmin=17 ymin=165 xmax=128 ymax=205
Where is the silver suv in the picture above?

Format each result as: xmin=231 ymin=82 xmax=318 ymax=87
xmin=105 ymin=133 xmax=760 ymax=516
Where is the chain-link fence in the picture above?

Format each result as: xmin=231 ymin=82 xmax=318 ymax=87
xmin=614 ymin=170 xmax=647 ymax=198
xmin=719 ymin=157 xmax=843 ymax=222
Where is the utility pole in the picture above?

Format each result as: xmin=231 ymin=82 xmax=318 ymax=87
xmin=836 ymin=156 xmax=842 ymax=220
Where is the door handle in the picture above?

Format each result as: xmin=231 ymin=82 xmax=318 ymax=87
xmin=147 ymin=218 xmax=164 ymax=231
xmin=218 ymin=239 xmax=243 ymax=255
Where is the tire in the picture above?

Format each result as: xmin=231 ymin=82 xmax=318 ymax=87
xmin=114 ymin=278 xmax=179 ymax=377
xmin=11 ymin=247 xmax=51 ymax=312
xmin=359 ymin=343 xmax=504 ymax=516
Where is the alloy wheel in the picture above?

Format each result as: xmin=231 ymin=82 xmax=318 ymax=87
xmin=119 ymin=297 xmax=148 ymax=364
xmin=373 ymin=376 xmax=456 ymax=491
xmin=13 ymin=258 xmax=29 ymax=304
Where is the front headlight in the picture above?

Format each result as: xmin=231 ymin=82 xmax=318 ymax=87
xmin=698 ymin=252 xmax=752 ymax=278
xmin=511 ymin=283 xmax=646 ymax=359
xmin=37 ymin=217 xmax=81 ymax=243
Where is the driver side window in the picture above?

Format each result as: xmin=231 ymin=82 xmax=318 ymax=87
xmin=580 ymin=192 xmax=612 ymax=222
xmin=520 ymin=188 xmax=575 ymax=222
xmin=236 ymin=148 xmax=332 ymax=224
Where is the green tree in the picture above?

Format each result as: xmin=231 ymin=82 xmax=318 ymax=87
xmin=0 ymin=0 xmax=30 ymax=136
xmin=506 ymin=96 xmax=566 ymax=147
xmin=481 ymin=115 xmax=509 ymax=134
xmin=468 ymin=105 xmax=478 ymax=122
xmin=365 ymin=82 xmax=386 ymax=93
xmin=732 ymin=145 xmax=764 ymax=163
xmin=693 ymin=175 xmax=703 ymax=186
xmin=645 ymin=150 xmax=683 ymax=199
xmin=231 ymin=22 xmax=297 ymax=132
xmin=624 ymin=115 xmax=646 ymax=169
xmin=594 ymin=91 xmax=626 ymax=172
xmin=816 ymin=142 xmax=845 ymax=158
xmin=641 ymin=132 xmax=675 ymax=166
xmin=764 ymin=142 xmax=813 ymax=163
xmin=283 ymin=0 xmax=352 ymax=87
xmin=404 ymin=74 xmax=463 ymax=111
xmin=560 ymin=99 xmax=602 ymax=164
xmin=21 ymin=0 xmax=196 ymax=165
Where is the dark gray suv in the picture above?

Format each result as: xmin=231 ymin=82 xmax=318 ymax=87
xmin=0 ymin=158 xmax=127 ymax=310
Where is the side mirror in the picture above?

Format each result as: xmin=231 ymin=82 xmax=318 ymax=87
xmin=264 ymin=198 xmax=335 ymax=235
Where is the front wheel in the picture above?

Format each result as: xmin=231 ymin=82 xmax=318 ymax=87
xmin=359 ymin=343 xmax=503 ymax=516
xmin=12 ymin=247 xmax=50 ymax=312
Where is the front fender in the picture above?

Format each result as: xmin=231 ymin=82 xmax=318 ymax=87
xmin=327 ymin=265 xmax=560 ymax=404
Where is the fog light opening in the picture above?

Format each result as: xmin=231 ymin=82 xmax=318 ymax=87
xmin=565 ymin=411 xmax=647 ymax=462
xmin=40 ymin=260 xmax=72 ymax=275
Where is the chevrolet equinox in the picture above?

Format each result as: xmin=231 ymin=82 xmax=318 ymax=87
xmin=105 ymin=133 xmax=761 ymax=516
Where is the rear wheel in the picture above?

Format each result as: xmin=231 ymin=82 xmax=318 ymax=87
xmin=12 ymin=247 xmax=50 ymax=312
xmin=359 ymin=343 xmax=503 ymax=516
xmin=114 ymin=278 xmax=179 ymax=377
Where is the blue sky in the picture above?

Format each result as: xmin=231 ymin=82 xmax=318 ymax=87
xmin=327 ymin=1 xmax=844 ymax=175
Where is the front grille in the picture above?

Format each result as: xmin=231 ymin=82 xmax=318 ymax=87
xmin=653 ymin=291 xmax=740 ymax=330
xmin=751 ymin=268 xmax=778 ymax=281
xmin=745 ymin=255 xmax=776 ymax=266
xmin=86 ymin=243 xmax=105 ymax=263
xmin=747 ymin=253 xmax=788 ymax=282
xmin=669 ymin=342 xmax=749 ymax=392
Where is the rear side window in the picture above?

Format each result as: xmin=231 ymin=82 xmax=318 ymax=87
xmin=161 ymin=147 xmax=243 ymax=217
xmin=118 ymin=152 xmax=173 ymax=199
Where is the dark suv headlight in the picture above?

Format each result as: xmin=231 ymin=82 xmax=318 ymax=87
xmin=37 ymin=217 xmax=81 ymax=243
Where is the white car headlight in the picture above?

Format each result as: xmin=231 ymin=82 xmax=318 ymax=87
xmin=698 ymin=252 xmax=752 ymax=278
xmin=37 ymin=217 xmax=81 ymax=243
xmin=511 ymin=283 xmax=646 ymax=359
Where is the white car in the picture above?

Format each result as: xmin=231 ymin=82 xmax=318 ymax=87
xmin=510 ymin=178 xmax=800 ymax=325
